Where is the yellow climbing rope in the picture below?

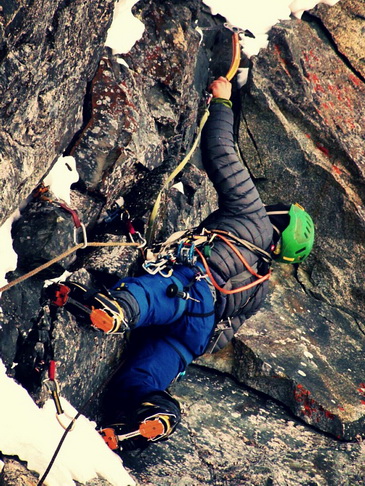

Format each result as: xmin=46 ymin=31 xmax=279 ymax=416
xmin=145 ymin=107 xmax=210 ymax=246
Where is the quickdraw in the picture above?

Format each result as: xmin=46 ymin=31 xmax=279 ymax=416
xmin=34 ymin=185 xmax=145 ymax=250
xmin=33 ymin=183 xmax=88 ymax=247
xmin=101 ymin=196 xmax=147 ymax=247
xmin=44 ymin=361 xmax=75 ymax=430
xmin=0 ymin=190 xmax=145 ymax=295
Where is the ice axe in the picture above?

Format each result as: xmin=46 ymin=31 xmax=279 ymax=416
xmin=223 ymin=23 xmax=245 ymax=81
xmin=200 ymin=22 xmax=247 ymax=81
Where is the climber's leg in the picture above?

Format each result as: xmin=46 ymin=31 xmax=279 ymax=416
xmin=101 ymin=329 xmax=187 ymax=451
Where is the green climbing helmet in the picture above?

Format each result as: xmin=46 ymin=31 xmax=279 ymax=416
xmin=274 ymin=203 xmax=315 ymax=264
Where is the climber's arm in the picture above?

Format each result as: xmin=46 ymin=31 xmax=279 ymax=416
xmin=200 ymin=77 xmax=272 ymax=250
xmin=202 ymin=77 xmax=265 ymax=217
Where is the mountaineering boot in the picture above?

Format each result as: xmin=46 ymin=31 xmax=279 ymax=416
xmin=100 ymin=391 xmax=181 ymax=452
xmin=48 ymin=282 xmax=129 ymax=334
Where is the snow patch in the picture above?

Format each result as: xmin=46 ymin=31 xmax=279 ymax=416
xmin=0 ymin=210 xmax=20 ymax=292
xmin=105 ymin=0 xmax=145 ymax=54
xmin=203 ymin=0 xmax=341 ymax=58
xmin=103 ymin=0 xmax=341 ymax=83
xmin=0 ymin=360 xmax=135 ymax=486
xmin=43 ymin=155 xmax=79 ymax=205
xmin=172 ymin=182 xmax=185 ymax=194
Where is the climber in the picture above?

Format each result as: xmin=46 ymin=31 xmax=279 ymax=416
xmin=49 ymin=76 xmax=314 ymax=453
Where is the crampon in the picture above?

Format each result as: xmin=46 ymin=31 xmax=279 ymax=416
xmin=100 ymin=414 xmax=172 ymax=451
xmin=49 ymin=282 xmax=128 ymax=334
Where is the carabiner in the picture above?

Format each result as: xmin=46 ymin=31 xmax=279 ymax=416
xmin=142 ymin=260 xmax=166 ymax=275
xmin=74 ymin=222 xmax=88 ymax=248
xmin=56 ymin=412 xmax=76 ymax=431
xmin=135 ymin=232 xmax=147 ymax=249
xmin=159 ymin=266 xmax=174 ymax=278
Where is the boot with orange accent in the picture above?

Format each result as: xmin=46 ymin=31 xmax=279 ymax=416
xmin=48 ymin=282 xmax=129 ymax=334
xmin=100 ymin=391 xmax=181 ymax=452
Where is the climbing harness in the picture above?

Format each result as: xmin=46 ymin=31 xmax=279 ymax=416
xmin=143 ymin=228 xmax=272 ymax=296
xmin=195 ymin=231 xmax=272 ymax=295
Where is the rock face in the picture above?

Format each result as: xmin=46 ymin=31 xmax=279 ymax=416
xmin=224 ymin=2 xmax=365 ymax=441
xmin=233 ymin=266 xmax=365 ymax=441
xmin=238 ymin=13 xmax=365 ymax=323
xmin=124 ymin=366 xmax=365 ymax=486
xmin=0 ymin=0 xmax=114 ymax=222
xmin=1 ymin=0 xmax=365 ymax=484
